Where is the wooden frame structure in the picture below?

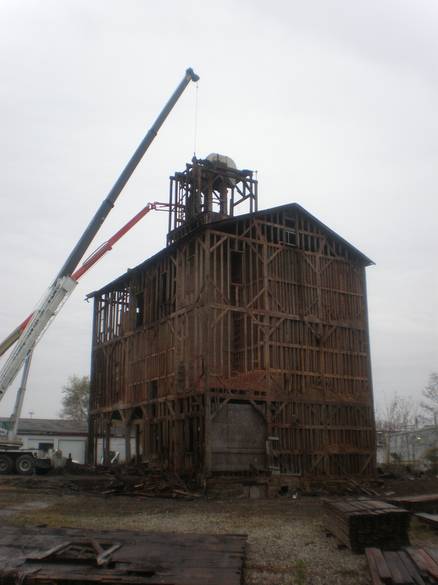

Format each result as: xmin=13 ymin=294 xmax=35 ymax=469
xmin=88 ymin=158 xmax=376 ymax=478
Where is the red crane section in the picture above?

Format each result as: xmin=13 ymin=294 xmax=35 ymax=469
xmin=0 ymin=202 xmax=172 ymax=358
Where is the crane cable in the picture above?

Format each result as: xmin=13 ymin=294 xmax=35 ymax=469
xmin=193 ymin=81 xmax=199 ymax=157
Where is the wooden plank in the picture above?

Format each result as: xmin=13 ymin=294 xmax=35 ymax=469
xmin=393 ymin=495 xmax=438 ymax=504
xmin=365 ymin=549 xmax=385 ymax=585
xmin=417 ymin=549 xmax=438 ymax=581
xmin=398 ymin=551 xmax=426 ymax=585
xmin=406 ymin=548 xmax=438 ymax=580
xmin=365 ymin=548 xmax=392 ymax=582
xmin=416 ymin=513 xmax=438 ymax=528
xmin=404 ymin=548 xmax=429 ymax=577
xmin=425 ymin=547 xmax=438 ymax=567
xmin=383 ymin=551 xmax=413 ymax=585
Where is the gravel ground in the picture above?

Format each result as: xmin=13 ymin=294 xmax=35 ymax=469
xmin=0 ymin=484 xmax=366 ymax=584
xmin=1 ymin=482 xmax=438 ymax=585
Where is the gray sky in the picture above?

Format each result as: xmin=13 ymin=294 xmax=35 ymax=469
xmin=0 ymin=0 xmax=437 ymax=419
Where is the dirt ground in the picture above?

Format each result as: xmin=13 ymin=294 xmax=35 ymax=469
xmin=1 ymin=477 xmax=438 ymax=585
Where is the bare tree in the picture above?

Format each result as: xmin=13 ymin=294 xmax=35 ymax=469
xmin=421 ymin=372 xmax=438 ymax=423
xmin=375 ymin=393 xmax=419 ymax=431
xmin=60 ymin=375 xmax=90 ymax=422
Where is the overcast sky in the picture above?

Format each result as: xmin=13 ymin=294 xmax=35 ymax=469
xmin=0 ymin=0 xmax=437 ymax=419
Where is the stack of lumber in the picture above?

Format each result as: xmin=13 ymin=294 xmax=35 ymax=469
xmin=366 ymin=547 xmax=438 ymax=584
xmin=387 ymin=494 xmax=438 ymax=514
xmin=324 ymin=499 xmax=410 ymax=553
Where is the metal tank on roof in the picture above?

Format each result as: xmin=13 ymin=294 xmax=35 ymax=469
xmin=206 ymin=153 xmax=237 ymax=187
xmin=206 ymin=153 xmax=237 ymax=170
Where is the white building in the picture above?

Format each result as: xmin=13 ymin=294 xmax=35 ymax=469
xmin=377 ymin=426 xmax=438 ymax=468
xmin=0 ymin=418 xmax=134 ymax=464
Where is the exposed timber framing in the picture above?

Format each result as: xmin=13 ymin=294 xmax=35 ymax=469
xmin=87 ymin=159 xmax=376 ymax=479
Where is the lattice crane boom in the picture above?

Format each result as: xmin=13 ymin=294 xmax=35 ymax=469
xmin=0 ymin=67 xmax=199 ymax=448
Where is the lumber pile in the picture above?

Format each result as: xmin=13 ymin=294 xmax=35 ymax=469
xmin=366 ymin=547 xmax=438 ymax=584
xmin=324 ymin=499 xmax=410 ymax=553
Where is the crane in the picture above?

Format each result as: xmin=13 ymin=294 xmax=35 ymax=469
xmin=1 ymin=200 xmax=172 ymax=441
xmin=0 ymin=201 xmax=173 ymax=394
xmin=0 ymin=68 xmax=199 ymax=474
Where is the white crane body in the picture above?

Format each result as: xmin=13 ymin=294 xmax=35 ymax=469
xmin=0 ymin=277 xmax=77 ymax=400
xmin=0 ymin=68 xmax=199 ymax=474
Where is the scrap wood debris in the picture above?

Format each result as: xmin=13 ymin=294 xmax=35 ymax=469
xmin=346 ymin=478 xmax=380 ymax=497
xmin=366 ymin=547 xmax=438 ymax=585
xmin=101 ymin=469 xmax=203 ymax=500
xmin=296 ymin=477 xmax=383 ymax=497
xmin=2 ymin=463 xmax=203 ymax=500
xmin=0 ymin=525 xmax=246 ymax=585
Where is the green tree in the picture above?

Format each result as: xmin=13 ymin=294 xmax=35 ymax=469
xmin=60 ymin=375 xmax=90 ymax=422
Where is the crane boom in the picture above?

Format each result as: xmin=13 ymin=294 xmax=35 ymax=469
xmin=0 ymin=276 xmax=77 ymax=399
xmin=0 ymin=200 xmax=172 ymax=443
xmin=0 ymin=317 xmax=32 ymax=359
xmin=57 ymin=68 xmax=199 ymax=280
xmin=9 ymin=352 xmax=33 ymax=440
xmin=0 ymin=201 xmax=171 ymax=360
xmin=71 ymin=201 xmax=170 ymax=281
xmin=0 ymin=68 xmax=199 ymax=408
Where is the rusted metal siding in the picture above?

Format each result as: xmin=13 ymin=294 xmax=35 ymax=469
xmin=88 ymin=200 xmax=375 ymax=478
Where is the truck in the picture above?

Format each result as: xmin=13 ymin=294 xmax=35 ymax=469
xmin=0 ymin=426 xmax=50 ymax=475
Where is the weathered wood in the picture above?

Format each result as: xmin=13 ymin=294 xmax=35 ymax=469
xmin=405 ymin=548 xmax=434 ymax=579
xmin=398 ymin=551 xmax=426 ymax=585
xmin=87 ymin=159 xmax=375 ymax=478
xmin=366 ymin=548 xmax=392 ymax=582
xmin=416 ymin=513 xmax=438 ymax=529
xmin=414 ymin=549 xmax=438 ymax=581
xmin=389 ymin=495 xmax=438 ymax=514
xmin=366 ymin=548 xmax=438 ymax=585
xmin=366 ymin=549 xmax=385 ymax=585
xmin=0 ymin=525 xmax=247 ymax=585
xmin=325 ymin=499 xmax=410 ymax=553
xmin=384 ymin=550 xmax=411 ymax=584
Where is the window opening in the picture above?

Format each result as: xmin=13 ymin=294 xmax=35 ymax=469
xmin=135 ymin=292 xmax=144 ymax=327
xmin=230 ymin=251 xmax=243 ymax=284
xmin=148 ymin=380 xmax=158 ymax=401
xmin=38 ymin=442 xmax=54 ymax=453
xmin=160 ymin=272 xmax=168 ymax=304
xmin=283 ymin=229 xmax=297 ymax=246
